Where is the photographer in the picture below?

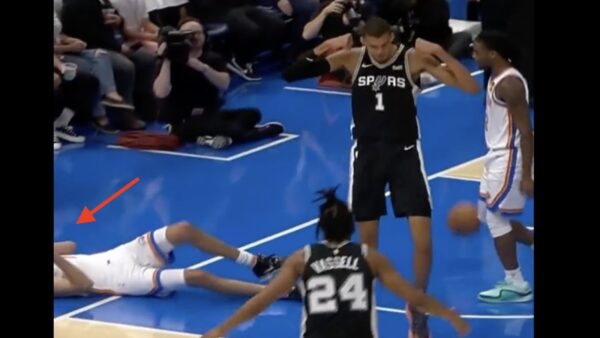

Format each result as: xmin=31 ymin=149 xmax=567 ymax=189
xmin=379 ymin=0 xmax=472 ymax=59
xmin=154 ymin=18 xmax=284 ymax=149
xmin=303 ymin=0 xmax=372 ymax=43
xmin=300 ymin=0 xmax=373 ymax=87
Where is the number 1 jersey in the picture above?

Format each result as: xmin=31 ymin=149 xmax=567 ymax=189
xmin=351 ymin=45 xmax=421 ymax=145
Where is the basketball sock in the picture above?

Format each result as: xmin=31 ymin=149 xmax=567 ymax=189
xmin=235 ymin=250 xmax=257 ymax=267
xmin=505 ymin=267 xmax=525 ymax=284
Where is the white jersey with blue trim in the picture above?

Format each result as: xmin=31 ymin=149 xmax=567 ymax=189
xmin=485 ymin=68 xmax=529 ymax=150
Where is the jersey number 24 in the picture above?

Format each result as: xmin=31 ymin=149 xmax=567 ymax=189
xmin=306 ymin=273 xmax=368 ymax=314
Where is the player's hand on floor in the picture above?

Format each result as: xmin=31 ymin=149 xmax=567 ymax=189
xmin=520 ymin=178 xmax=534 ymax=197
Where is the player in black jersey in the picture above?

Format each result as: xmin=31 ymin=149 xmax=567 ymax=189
xmin=282 ymin=16 xmax=480 ymax=338
xmin=203 ymin=188 xmax=470 ymax=338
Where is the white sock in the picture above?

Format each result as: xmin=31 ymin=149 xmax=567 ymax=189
xmin=54 ymin=108 xmax=75 ymax=128
xmin=235 ymin=251 xmax=256 ymax=267
xmin=505 ymin=267 xmax=525 ymax=284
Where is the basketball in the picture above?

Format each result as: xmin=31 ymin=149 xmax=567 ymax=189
xmin=447 ymin=202 xmax=480 ymax=234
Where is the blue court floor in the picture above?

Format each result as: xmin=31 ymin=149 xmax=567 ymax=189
xmin=54 ymin=65 xmax=534 ymax=338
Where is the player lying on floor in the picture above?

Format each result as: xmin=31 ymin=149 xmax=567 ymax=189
xmin=54 ymin=221 xmax=298 ymax=299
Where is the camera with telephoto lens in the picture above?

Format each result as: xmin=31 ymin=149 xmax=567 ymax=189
xmin=159 ymin=26 xmax=195 ymax=65
xmin=344 ymin=0 xmax=372 ymax=27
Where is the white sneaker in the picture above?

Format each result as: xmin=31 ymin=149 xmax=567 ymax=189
xmin=196 ymin=135 xmax=233 ymax=149
xmin=478 ymin=278 xmax=533 ymax=303
xmin=54 ymin=134 xmax=62 ymax=150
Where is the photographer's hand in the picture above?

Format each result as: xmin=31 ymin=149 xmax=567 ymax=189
xmin=302 ymin=0 xmax=346 ymax=40
xmin=121 ymin=44 xmax=132 ymax=56
xmin=104 ymin=14 xmax=123 ymax=28
xmin=157 ymin=42 xmax=167 ymax=58
xmin=324 ymin=0 xmax=346 ymax=15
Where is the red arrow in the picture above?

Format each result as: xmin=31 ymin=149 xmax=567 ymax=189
xmin=77 ymin=177 xmax=140 ymax=224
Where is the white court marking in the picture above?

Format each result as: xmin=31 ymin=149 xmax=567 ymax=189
xmin=107 ymin=133 xmax=299 ymax=162
xmin=55 ymin=153 xmax=531 ymax=322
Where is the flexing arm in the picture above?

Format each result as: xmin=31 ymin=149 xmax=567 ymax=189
xmin=368 ymin=249 xmax=470 ymax=336
xmin=54 ymin=253 xmax=93 ymax=296
xmin=496 ymin=77 xmax=534 ymax=195
xmin=411 ymin=39 xmax=480 ymax=94
xmin=282 ymin=48 xmax=360 ymax=82
xmin=203 ymin=250 xmax=305 ymax=338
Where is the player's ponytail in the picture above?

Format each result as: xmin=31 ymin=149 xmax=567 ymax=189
xmin=314 ymin=186 xmax=355 ymax=242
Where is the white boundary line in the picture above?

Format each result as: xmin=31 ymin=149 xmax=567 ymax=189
xmin=376 ymin=306 xmax=533 ymax=320
xmin=106 ymin=133 xmax=298 ymax=162
xmin=56 ymin=154 xmax=523 ymax=321
xmin=284 ymin=70 xmax=484 ymax=96
xmin=226 ymin=134 xmax=299 ymax=161
xmin=438 ymin=175 xmax=481 ymax=183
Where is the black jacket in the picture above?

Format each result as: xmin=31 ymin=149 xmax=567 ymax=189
xmin=60 ymin=0 xmax=122 ymax=51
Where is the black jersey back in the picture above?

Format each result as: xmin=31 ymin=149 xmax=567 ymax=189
xmin=351 ymin=45 xmax=421 ymax=145
xmin=300 ymin=241 xmax=375 ymax=338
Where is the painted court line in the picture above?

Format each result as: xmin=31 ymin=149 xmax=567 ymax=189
xmin=55 ymin=155 xmax=518 ymax=321
xmin=438 ymin=175 xmax=481 ymax=183
xmin=376 ymin=306 xmax=533 ymax=320
xmin=285 ymin=70 xmax=484 ymax=96
xmin=107 ymin=133 xmax=298 ymax=162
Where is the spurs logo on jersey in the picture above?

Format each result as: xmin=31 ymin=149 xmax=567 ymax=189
xmin=350 ymin=45 xmax=421 ymax=144
xmin=485 ymin=68 xmax=529 ymax=150
xmin=357 ymin=75 xmax=407 ymax=91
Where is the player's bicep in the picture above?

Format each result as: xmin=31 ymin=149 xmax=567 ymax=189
xmin=326 ymin=48 xmax=360 ymax=73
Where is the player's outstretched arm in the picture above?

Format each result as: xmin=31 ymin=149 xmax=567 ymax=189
xmin=202 ymin=250 xmax=305 ymax=338
xmin=54 ymin=241 xmax=77 ymax=255
xmin=54 ymin=252 xmax=93 ymax=297
xmin=412 ymin=38 xmax=480 ymax=94
xmin=368 ymin=249 xmax=471 ymax=337
xmin=282 ymin=48 xmax=361 ymax=82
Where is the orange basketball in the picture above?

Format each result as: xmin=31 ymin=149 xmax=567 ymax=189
xmin=447 ymin=202 xmax=480 ymax=235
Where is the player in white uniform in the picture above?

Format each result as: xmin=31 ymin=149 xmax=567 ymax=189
xmin=54 ymin=221 xmax=294 ymax=298
xmin=472 ymin=31 xmax=534 ymax=303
